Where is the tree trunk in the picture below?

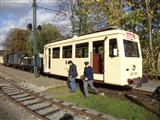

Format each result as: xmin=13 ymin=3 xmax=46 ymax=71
xmin=148 ymin=16 xmax=154 ymax=68
xmin=158 ymin=52 xmax=160 ymax=71
xmin=148 ymin=15 xmax=153 ymax=54
xmin=145 ymin=0 xmax=154 ymax=69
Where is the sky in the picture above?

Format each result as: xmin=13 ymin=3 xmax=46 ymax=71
xmin=0 ymin=0 xmax=72 ymax=50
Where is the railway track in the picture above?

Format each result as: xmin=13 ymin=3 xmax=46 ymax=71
xmin=98 ymin=87 xmax=160 ymax=117
xmin=0 ymin=66 xmax=159 ymax=118
xmin=0 ymin=77 xmax=108 ymax=120
xmin=125 ymin=90 xmax=160 ymax=117
xmin=143 ymin=74 xmax=160 ymax=80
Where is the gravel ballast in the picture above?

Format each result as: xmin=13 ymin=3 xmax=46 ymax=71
xmin=0 ymin=92 xmax=41 ymax=120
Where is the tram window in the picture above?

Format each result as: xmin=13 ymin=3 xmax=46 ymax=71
xmin=63 ymin=45 xmax=72 ymax=58
xmin=76 ymin=43 xmax=88 ymax=58
xmin=123 ymin=40 xmax=139 ymax=57
xmin=93 ymin=41 xmax=104 ymax=54
xmin=109 ymin=39 xmax=118 ymax=57
xmin=52 ymin=47 xmax=60 ymax=58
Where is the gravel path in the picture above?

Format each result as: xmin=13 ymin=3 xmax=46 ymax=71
xmin=0 ymin=92 xmax=41 ymax=120
xmin=0 ymin=65 xmax=66 ymax=91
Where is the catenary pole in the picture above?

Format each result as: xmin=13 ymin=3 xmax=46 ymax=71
xmin=33 ymin=0 xmax=38 ymax=78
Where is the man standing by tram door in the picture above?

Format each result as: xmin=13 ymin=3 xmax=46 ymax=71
xmin=68 ymin=60 xmax=78 ymax=92
xmin=83 ymin=61 xmax=98 ymax=98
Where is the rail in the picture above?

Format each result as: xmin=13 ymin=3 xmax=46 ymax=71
xmin=0 ymin=77 xmax=108 ymax=120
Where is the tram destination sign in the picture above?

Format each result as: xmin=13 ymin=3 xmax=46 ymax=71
xmin=126 ymin=32 xmax=136 ymax=40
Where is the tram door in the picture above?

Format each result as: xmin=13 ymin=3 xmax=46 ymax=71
xmin=93 ymin=41 xmax=104 ymax=74
xmin=48 ymin=48 xmax=51 ymax=69
xmin=105 ymin=38 xmax=121 ymax=85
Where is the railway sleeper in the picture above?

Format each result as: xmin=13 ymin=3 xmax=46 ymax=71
xmin=45 ymin=110 xmax=67 ymax=120
xmin=17 ymin=96 xmax=37 ymax=102
xmin=22 ymin=98 xmax=43 ymax=106
xmin=7 ymin=91 xmax=24 ymax=96
xmin=3 ymin=89 xmax=23 ymax=93
xmin=12 ymin=93 xmax=30 ymax=99
xmin=30 ymin=103 xmax=52 ymax=111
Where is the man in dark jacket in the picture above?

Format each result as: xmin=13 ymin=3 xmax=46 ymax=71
xmin=68 ymin=60 xmax=78 ymax=92
xmin=83 ymin=61 xmax=97 ymax=98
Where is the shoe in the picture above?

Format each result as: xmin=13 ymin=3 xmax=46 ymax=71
xmin=136 ymin=84 xmax=142 ymax=88
xmin=84 ymin=96 xmax=89 ymax=99
xmin=93 ymin=90 xmax=98 ymax=95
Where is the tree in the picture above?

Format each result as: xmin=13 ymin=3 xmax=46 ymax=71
xmin=102 ymin=0 xmax=123 ymax=27
xmin=63 ymin=0 xmax=77 ymax=35
xmin=37 ymin=24 xmax=63 ymax=53
xmin=4 ymin=24 xmax=63 ymax=56
xmin=60 ymin=0 xmax=106 ymax=36
xmin=71 ymin=0 xmax=124 ymax=35
xmin=125 ymin=0 xmax=160 ymax=73
xmin=26 ymin=32 xmax=33 ymax=56
xmin=144 ymin=0 xmax=160 ymax=69
xmin=4 ymin=28 xmax=29 ymax=54
xmin=64 ymin=0 xmax=95 ymax=35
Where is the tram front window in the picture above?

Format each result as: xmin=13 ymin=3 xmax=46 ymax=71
xmin=123 ymin=40 xmax=139 ymax=57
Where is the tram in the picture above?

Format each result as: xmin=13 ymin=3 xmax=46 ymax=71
xmin=43 ymin=29 xmax=142 ymax=86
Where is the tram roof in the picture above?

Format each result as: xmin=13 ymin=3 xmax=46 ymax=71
xmin=45 ymin=28 xmax=138 ymax=47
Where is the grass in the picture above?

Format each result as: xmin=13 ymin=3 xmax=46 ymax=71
xmin=46 ymin=86 xmax=160 ymax=120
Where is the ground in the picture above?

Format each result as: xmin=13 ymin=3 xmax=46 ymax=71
xmin=45 ymin=86 xmax=160 ymax=120
xmin=0 ymin=65 xmax=159 ymax=120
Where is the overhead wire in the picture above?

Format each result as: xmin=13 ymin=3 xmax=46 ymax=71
xmin=15 ymin=4 xmax=61 ymax=27
xmin=20 ymin=7 xmax=33 ymax=20
xmin=2 ymin=1 xmax=64 ymax=28
xmin=14 ymin=6 xmax=33 ymax=27
xmin=37 ymin=6 xmax=60 ymax=13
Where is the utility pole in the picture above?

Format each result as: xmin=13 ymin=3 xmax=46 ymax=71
xmin=33 ymin=0 xmax=38 ymax=78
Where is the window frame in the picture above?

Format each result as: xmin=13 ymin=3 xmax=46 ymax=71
xmin=109 ymin=38 xmax=118 ymax=57
xmin=52 ymin=47 xmax=60 ymax=59
xmin=75 ymin=42 xmax=89 ymax=58
xmin=62 ymin=45 xmax=72 ymax=58
xmin=123 ymin=39 xmax=140 ymax=58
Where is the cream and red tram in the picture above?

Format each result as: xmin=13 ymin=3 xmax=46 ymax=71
xmin=43 ymin=29 xmax=142 ymax=86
